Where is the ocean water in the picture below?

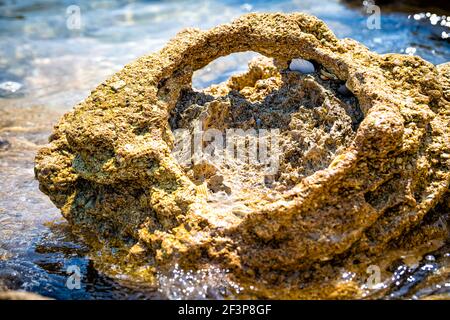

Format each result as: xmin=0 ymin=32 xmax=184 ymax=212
xmin=0 ymin=0 xmax=449 ymax=299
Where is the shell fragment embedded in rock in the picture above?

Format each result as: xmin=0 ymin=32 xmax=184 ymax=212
xmin=35 ymin=13 xmax=450 ymax=299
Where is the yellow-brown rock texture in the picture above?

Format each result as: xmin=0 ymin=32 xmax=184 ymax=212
xmin=35 ymin=13 xmax=450 ymax=298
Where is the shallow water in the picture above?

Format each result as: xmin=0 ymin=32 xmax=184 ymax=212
xmin=0 ymin=0 xmax=449 ymax=299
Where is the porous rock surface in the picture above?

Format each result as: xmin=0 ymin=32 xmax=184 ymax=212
xmin=35 ymin=13 xmax=450 ymax=298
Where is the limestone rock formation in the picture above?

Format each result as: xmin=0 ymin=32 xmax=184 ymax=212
xmin=35 ymin=13 xmax=450 ymax=298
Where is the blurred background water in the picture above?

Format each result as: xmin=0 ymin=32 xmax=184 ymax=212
xmin=0 ymin=0 xmax=449 ymax=299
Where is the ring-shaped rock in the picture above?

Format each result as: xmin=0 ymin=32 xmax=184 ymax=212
xmin=35 ymin=13 xmax=450 ymax=296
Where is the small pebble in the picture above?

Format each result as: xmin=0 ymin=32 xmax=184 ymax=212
xmin=289 ymin=58 xmax=315 ymax=74
xmin=424 ymin=255 xmax=435 ymax=262
xmin=338 ymin=83 xmax=352 ymax=96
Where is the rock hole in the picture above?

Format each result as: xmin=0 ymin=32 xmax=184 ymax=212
xmin=171 ymin=54 xmax=364 ymax=211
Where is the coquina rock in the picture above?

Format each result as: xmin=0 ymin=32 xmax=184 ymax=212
xmin=35 ymin=13 xmax=450 ymax=298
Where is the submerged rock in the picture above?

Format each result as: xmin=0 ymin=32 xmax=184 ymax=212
xmin=34 ymin=13 xmax=450 ymax=299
